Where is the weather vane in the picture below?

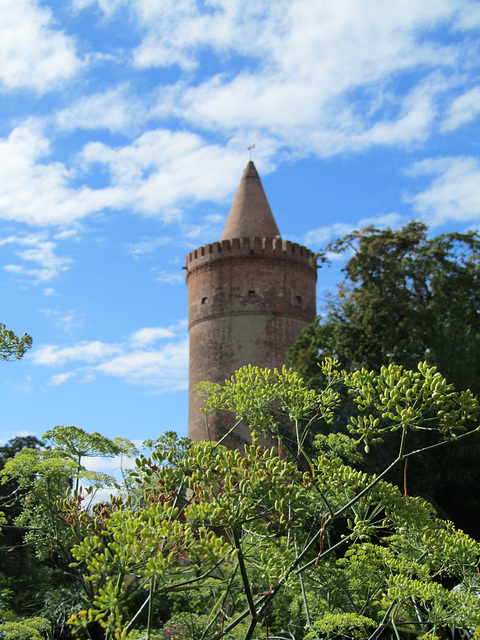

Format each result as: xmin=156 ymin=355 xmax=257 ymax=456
xmin=248 ymin=144 xmax=255 ymax=160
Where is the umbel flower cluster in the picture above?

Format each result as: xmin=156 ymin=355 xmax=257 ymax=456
xmin=1 ymin=360 xmax=480 ymax=640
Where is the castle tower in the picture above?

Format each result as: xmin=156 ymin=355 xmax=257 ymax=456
xmin=185 ymin=161 xmax=317 ymax=446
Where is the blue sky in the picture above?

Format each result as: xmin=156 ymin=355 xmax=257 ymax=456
xmin=2 ymin=0 xmax=480 ymax=452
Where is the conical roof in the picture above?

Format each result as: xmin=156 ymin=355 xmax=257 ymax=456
xmin=221 ymin=161 xmax=280 ymax=241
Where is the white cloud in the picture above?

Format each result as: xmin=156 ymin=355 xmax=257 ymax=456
xmin=0 ymin=232 xmax=73 ymax=282
xmin=153 ymin=270 xmax=184 ymax=285
xmin=304 ymin=223 xmax=355 ymax=248
xmin=40 ymin=308 xmax=85 ymax=335
xmin=75 ymin=0 xmax=478 ymax=162
xmin=80 ymin=129 xmax=249 ymax=217
xmin=48 ymin=372 xmax=76 ymax=386
xmin=97 ymin=338 xmax=188 ymax=391
xmin=0 ymin=0 xmax=78 ymax=92
xmin=130 ymin=0 xmax=461 ymax=78
xmin=127 ymin=237 xmax=172 ymax=258
xmin=56 ymin=85 xmax=146 ymax=133
xmin=32 ymin=340 xmax=121 ymax=366
xmin=359 ymin=213 xmax=404 ymax=229
xmin=0 ymin=430 xmax=40 ymax=446
xmin=30 ymin=326 xmax=189 ymax=392
xmin=0 ymin=121 xmax=255 ymax=227
xmin=72 ymin=0 xmax=124 ymax=16
xmin=0 ymin=0 xmax=479 ymax=233
xmin=130 ymin=327 xmax=176 ymax=347
xmin=406 ymin=156 xmax=480 ymax=226
xmin=83 ymin=454 xmax=136 ymax=473
xmin=144 ymin=0 xmax=472 ymax=156
xmin=441 ymin=87 xmax=480 ymax=131
xmin=0 ymin=123 xmax=122 ymax=226
xmin=304 ymin=213 xmax=404 ymax=249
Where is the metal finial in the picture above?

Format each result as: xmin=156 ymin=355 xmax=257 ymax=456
xmin=248 ymin=144 xmax=255 ymax=161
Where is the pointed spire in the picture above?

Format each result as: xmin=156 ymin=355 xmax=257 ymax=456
xmin=221 ymin=161 xmax=280 ymax=241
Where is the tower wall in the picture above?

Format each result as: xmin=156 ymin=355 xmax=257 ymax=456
xmin=186 ymin=236 xmax=317 ymax=445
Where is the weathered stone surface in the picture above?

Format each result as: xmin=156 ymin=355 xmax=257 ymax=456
xmin=185 ymin=163 xmax=317 ymax=446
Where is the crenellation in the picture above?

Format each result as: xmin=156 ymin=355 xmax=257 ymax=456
xmin=186 ymin=161 xmax=317 ymax=446
xmin=186 ymin=237 xmax=315 ymax=272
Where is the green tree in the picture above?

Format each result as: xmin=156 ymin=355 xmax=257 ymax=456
xmin=0 ymin=426 xmax=137 ymax=637
xmin=288 ymin=222 xmax=480 ymax=394
xmin=0 ymin=437 xmax=45 ymax=616
xmin=287 ymin=222 xmax=480 ymax=537
xmin=0 ymin=324 xmax=32 ymax=361
xmin=0 ymin=426 xmax=136 ymax=567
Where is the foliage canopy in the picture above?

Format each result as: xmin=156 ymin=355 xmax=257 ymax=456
xmin=0 ymin=323 xmax=32 ymax=361
xmin=287 ymin=222 xmax=480 ymax=537
xmin=2 ymin=362 xmax=478 ymax=640
xmin=288 ymin=222 xmax=480 ymax=396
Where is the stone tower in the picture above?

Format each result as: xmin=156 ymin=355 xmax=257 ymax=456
xmin=185 ymin=161 xmax=317 ymax=446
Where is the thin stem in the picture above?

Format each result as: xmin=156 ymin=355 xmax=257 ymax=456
xmin=232 ymin=527 xmax=257 ymax=619
xmin=125 ymin=592 xmax=151 ymax=633
xmin=199 ymin=564 xmax=239 ymax=640
xmin=404 ymin=426 xmax=478 ymax=458
xmin=157 ymin=550 xmax=234 ymax=593
xmin=146 ymin=579 xmax=156 ymax=640
xmin=366 ymin=600 xmax=397 ymax=640
xmin=295 ymin=535 xmax=312 ymax=630
xmin=210 ymin=419 xmax=244 ymax=451
xmin=333 ymin=456 xmax=399 ymax=520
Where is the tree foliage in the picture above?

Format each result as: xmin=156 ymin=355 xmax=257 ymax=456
xmin=0 ymin=324 xmax=32 ymax=361
xmin=287 ymin=222 xmax=480 ymax=537
xmin=288 ymin=222 xmax=480 ymax=395
xmin=0 ymin=426 xmax=136 ymax=569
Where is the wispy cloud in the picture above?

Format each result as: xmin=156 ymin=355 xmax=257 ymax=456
xmin=127 ymin=237 xmax=173 ymax=258
xmin=304 ymin=212 xmax=404 ymax=249
xmin=0 ymin=122 xmax=247 ymax=227
xmin=441 ymin=87 xmax=480 ymax=131
xmin=80 ymin=129 xmax=246 ymax=218
xmin=32 ymin=340 xmax=122 ymax=366
xmin=56 ymin=85 xmax=146 ymax=133
xmin=48 ymin=372 xmax=76 ymax=386
xmin=40 ymin=308 xmax=85 ymax=336
xmin=97 ymin=339 xmax=188 ymax=391
xmin=1 ymin=232 xmax=73 ymax=282
xmin=153 ymin=270 xmax=184 ymax=285
xmin=304 ymin=223 xmax=356 ymax=248
xmin=141 ymin=0 xmax=474 ymax=157
xmin=30 ymin=324 xmax=189 ymax=393
xmin=0 ymin=123 xmax=121 ymax=226
xmin=130 ymin=327 xmax=176 ymax=347
xmin=0 ymin=0 xmax=78 ymax=92
xmin=406 ymin=156 xmax=480 ymax=226
xmin=0 ymin=1 xmax=478 ymax=234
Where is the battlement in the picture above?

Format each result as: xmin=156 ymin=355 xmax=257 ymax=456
xmin=185 ymin=236 xmax=316 ymax=276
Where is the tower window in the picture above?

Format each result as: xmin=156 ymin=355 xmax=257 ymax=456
xmin=248 ymin=290 xmax=255 ymax=298
xmin=296 ymin=295 xmax=302 ymax=303
xmin=201 ymin=297 xmax=208 ymax=305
